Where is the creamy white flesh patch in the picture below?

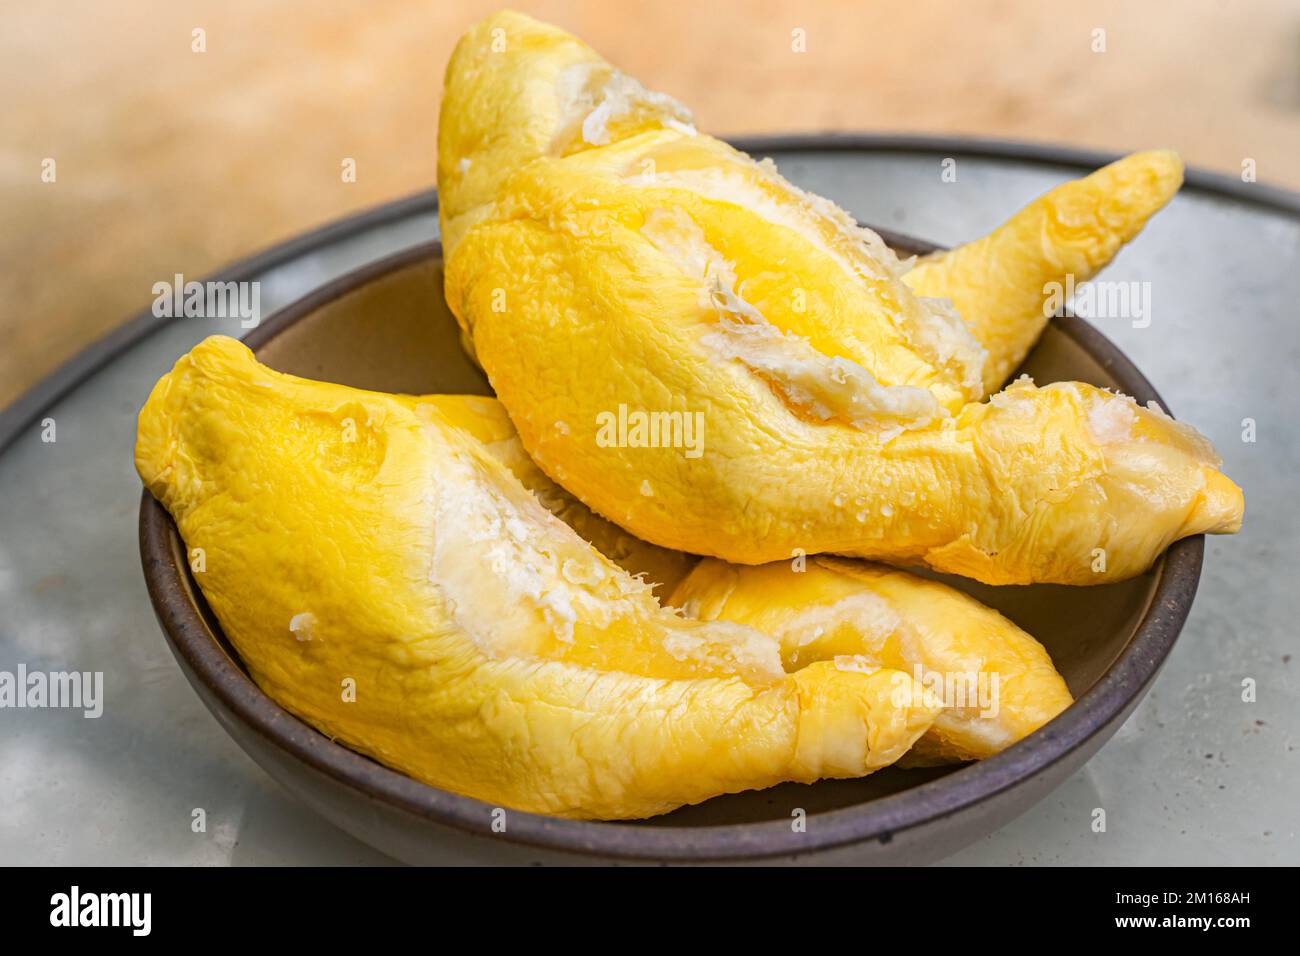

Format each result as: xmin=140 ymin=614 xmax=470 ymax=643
xmin=1082 ymin=390 xmax=1223 ymax=465
xmin=640 ymin=208 xmax=941 ymax=431
xmin=768 ymin=592 xmax=902 ymax=661
xmin=416 ymin=407 xmax=784 ymax=681
xmin=623 ymin=151 xmax=987 ymax=397
xmin=554 ymin=63 xmax=695 ymax=152
xmin=986 ymin=378 xmax=1222 ymax=471
xmin=1086 ymin=393 xmax=1140 ymax=444
xmin=288 ymin=612 xmax=318 ymax=642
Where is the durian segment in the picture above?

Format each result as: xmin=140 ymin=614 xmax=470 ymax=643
xmin=670 ymin=557 xmax=1073 ymax=763
xmin=136 ymin=336 xmax=942 ymax=820
xmin=439 ymin=12 xmax=985 ymax=413
xmin=904 ymin=150 xmax=1184 ymax=395
xmin=446 ymin=188 xmax=1242 ymax=582
xmin=439 ymin=12 xmax=1243 ymax=584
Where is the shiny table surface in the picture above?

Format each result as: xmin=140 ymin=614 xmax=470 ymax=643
xmin=1 ymin=141 xmax=1295 ymax=865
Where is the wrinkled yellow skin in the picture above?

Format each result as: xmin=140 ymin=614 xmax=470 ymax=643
xmin=905 ymin=150 xmax=1185 ymax=395
xmin=670 ymin=558 xmax=1073 ymax=764
xmin=136 ymin=337 xmax=945 ymax=820
xmin=439 ymin=12 xmax=1243 ymax=584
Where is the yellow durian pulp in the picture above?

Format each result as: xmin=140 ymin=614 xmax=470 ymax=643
xmin=438 ymin=11 xmax=1242 ymax=585
xmin=669 ymin=558 xmax=1073 ymax=764
xmin=132 ymin=11 xmax=1246 ymax=823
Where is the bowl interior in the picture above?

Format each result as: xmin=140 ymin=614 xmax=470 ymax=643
xmin=224 ymin=240 xmax=1164 ymax=827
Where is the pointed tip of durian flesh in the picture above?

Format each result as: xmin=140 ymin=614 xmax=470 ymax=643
xmin=438 ymin=9 xmax=694 ymax=255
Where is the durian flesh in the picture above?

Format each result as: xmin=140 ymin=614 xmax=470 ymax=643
xmin=138 ymin=336 xmax=958 ymax=820
xmin=439 ymin=11 xmax=1243 ymax=584
xmin=132 ymin=9 xmax=1245 ymax=822
xmin=904 ymin=150 xmax=1187 ymax=397
xmin=669 ymin=558 xmax=1073 ymax=765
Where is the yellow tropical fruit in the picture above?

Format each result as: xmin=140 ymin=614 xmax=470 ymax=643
xmin=439 ymin=11 xmax=1242 ymax=584
xmin=136 ymin=336 xmax=944 ymax=820
xmin=670 ymin=558 xmax=1073 ymax=764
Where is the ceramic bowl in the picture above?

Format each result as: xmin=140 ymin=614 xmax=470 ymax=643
xmin=139 ymin=233 xmax=1203 ymax=864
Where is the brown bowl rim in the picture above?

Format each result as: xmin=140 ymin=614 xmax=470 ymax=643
xmin=138 ymin=235 xmax=1204 ymax=862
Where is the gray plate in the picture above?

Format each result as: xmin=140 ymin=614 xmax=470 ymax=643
xmin=3 ymin=137 xmax=1295 ymax=865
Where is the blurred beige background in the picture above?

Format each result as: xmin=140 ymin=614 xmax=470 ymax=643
xmin=4 ymin=0 xmax=1298 ymax=408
